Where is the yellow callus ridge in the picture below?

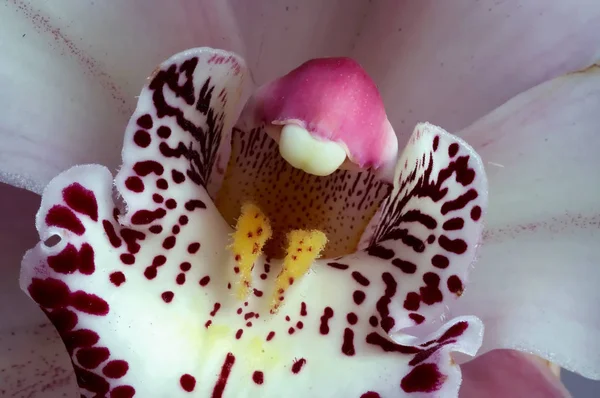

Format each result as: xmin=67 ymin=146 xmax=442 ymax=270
xmin=231 ymin=203 xmax=272 ymax=299
xmin=271 ymin=230 xmax=327 ymax=313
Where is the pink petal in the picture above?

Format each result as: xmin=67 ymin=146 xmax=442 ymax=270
xmin=448 ymin=66 xmax=600 ymax=379
xmin=0 ymin=183 xmax=77 ymax=396
xmin=0 ymin=0 xmax=367 ymax=193
xmin=352 ymin=0 xmax=600 ymax=142
xmin=460 ymin=350 xmax=571 ymax=398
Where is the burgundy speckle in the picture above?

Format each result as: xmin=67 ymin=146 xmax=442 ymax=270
xmin=165 ymin=199 xmax=177 ymax=209
xmin=252 ymin=371 xmax=264 ymax=385
xmin=199 ymin=276 xmax=211 ymax=286
xmin=409 ymin=313 xmax=425 ymax=324
xmin=319 ymin=307 xmax=334 ymax=335
xmin=46 ymin=205 xmax=85 ymax=235
xmin=210 ymin=303 xmax=221 ymax=316
xmin=431 ymin=254 xmax=450 ymax=269
xmin=361 ymin=393 xmax=381 ymax=398
xmin=439 ymin=235 xmax=467 ymax=254
xmin=266 ymin=331 xmax=275 ymax=341
xmin=447 ymin=275 xmax=464 ymax=294
xmin=347 ymin=312 xmax=358 ymax=325
xmin=392 ymin=258 xmax=416 ymax=274
xmin=404 ymin=292 xmax=421 ymax=311
xmin=188 ymin=242 xmax=201 ymax=254
xmin=448 ymin=143 xmax=459 ymax=157
xmin=109 ymin=271 xmax=126 ymax=287
xmin=291 ymin=358 xmax=307 ymax=374
xmin=131 ymin=208 xmax=166 ymax=225
xmin=134 ymin=160 xmax=164 ymax=176
xmin=153 ymin=255 xmax=167 ymax=266
xmin=28 ymin=278 xmax=70 ymax=309
xmin=172 ymin=225 xmax=181 ymax=234
xmin=149 ymin=225 xmax=163 ymax=234
xmin=137 ymin=114 xmax=153 ymax=129
xmin=180 ymin=262 xmax=191 ymax=271
xmin=420 ymin=272 xmax=443 ymax=305
xmin=63 ymin=183 xmax=98 ymax=221
xmin=471 ymin=205 xmax=482 ymax=221
xmin=432 ymin=136 xmax=440 ymax=151
xmin=341 ymin=328 xmax=356 ymax=356
xmin=176 ymin=273 xmax=186 ymax=285
xmin=76 ymin=346 xmax=110 ymax=369
xmin=353 ymin=290 xmax=366 ymax=305
xmin=439 ymin=321 xmax=469 ymax=342
xmin=236 ymin=329 xmax=244 ymax=339
xmin=351 ymin=271 xmax=370 ymax=286
xmin=144 ymin=266 xmax=158 ymax=280
xmin=102 ymin=360 xmax=129 ymax=379
xmin=111 ymin=385 xmax=136 ymax=398
xmin=212 ymin=353 xmax=236 ymax=398
xmin=156 ymin=178 xmax=169 ymax=189
xmin=179 ymin=215 xmax=189 ymax=225
xmin=172 ymin=170 xmax=186 ymax=183
xmin=180 ymin=374 xmax=196 ymax=392
xmin=300 ymin=302 xmax=307 ymax=316
xmin=369 ymin=316 xmax=379 ymax=327
xmin=288 ymin=327 xmax=295 ymax=335
xmin=133 ymin=130 xmax=151 ymax=147
xmin=401 ymin=363 xmax=446 ymax=393
xmin=161 ymin=291 xmax=174 ymax=303
xmin=125 ymin=176 xmax=144 ymax=193
xmin=103 ymin=220 xmax=122 ymax=248
xmin=163 ymin=236 xmax=176 ymax=249
xmin=157 ymin=126 xmax=171 ymax=138
xmin=71 ymin=291 xmax=109 ymax=315
xmin=185 ymin=200 xmax=207 ymax=211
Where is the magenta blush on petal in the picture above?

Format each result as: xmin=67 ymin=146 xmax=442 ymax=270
xmin=253 ymin=58 xmax=398 ymax=171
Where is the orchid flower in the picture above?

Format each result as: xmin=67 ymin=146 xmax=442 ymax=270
xmin=1 ymin=1 xmax=599 ymax=397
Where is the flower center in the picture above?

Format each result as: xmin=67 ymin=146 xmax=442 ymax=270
xmin=216 ymin=126 xmax=391 ymax=259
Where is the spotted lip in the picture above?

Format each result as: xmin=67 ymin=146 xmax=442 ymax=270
xmin=20 ymin=48 xmax=488 ymax=397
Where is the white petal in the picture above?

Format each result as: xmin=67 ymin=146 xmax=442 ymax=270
xmin=449 ymin=66 xmax=600 ymax=379
xmin=352 ymin=0 xmax=600 ymax=142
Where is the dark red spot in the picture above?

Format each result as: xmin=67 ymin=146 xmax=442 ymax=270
xmin=176 ymin=273 xmax=186 ymax=285
xmin=156 ymin=178 xmax=169 ymax=189
xmin=353 ymin=290 xmax=366 ymax=305
xmin=76 ymin=346 xmax=110 ymax=369
xmin=342 ymin=328 xmax=356 ymax=356
xmin=109 ymin=272 xmax=126 ymax=287
xmin=266 ymin=331 xmax=275 ymax=341
xmin=347 ymin=313 xmax=358 ymax=325
xmin=71 ymin=291 xmax=109 ymax=315
xmin=179 ymin=215 xmax=189 ymax=225
xmin=432 ymin=136 xmax=440 ymax=151
xmin=448 ymin=143 xmax=459 ymax=157
xmin=366 ymin=245 xmax=394 ymax=260
xmin=137 ymin=114 xmax=153 ymax=129
xmin=300 ymin=302 xmax=307 ymax=316
xmin=103 ymin=360 xmax=129 ymax=378
xmin=63 ymin=183 xmax=98 ymax=221
xmin=365 ymin=332 xmax=421 ymax=354
xmin=236 ymin=329 xmax=243 ymax=339
xmin=74 ymin=365 xmax=110 ymax=395
xmin=180 ymin=374 xmax=197 ymax=392
xmin=161 ymin=291 xmax=174 ymax=303
xmin=149 ymin=225 xmax=163 ymax=234
xmin=172 ymin=225 xmax=181 ymax=234
xmin=77 ymin=244 xmax=95 ymax=275
xmin=46 ymin=308 xmax=78 ymax=332
xmin=431 ymin=254 xmax=449 ymax=269
xmin=46 ymin=205 xmax=85 ymax=235
xmin=185 ymin=200 xmax=207 ymax=211
xmin=361 ymin=393 xmax=381 ymax=398
xmin=172 ymin=170 xmax=186 ymax=183
xmin=165 ymin=199 xmax=177 ymax=209
xmin=376 ymin=272 xmax=397 ymax=333
xmin=199 ymin=276 xmax=211 ymax=286
xmin=253 ymin=288 xmax=263 ymax=297
xmin=401 ymin=363 xmax=446 ymax=393
xmin=103 ymin=220 xmax=122 ymax=248
xmin=291 ymin=358 xmax=307 ymax=374
xmin=351 ymin=271 xmax=370 ymax=286
xmin=47 ymin=244 xmax=79 ymax=274
xmin=63 ymin=329 xmax=99 ymax=353
xmin=212 ymin=353 xmax=235 ymax=398
xmin=125 ymin=176 xmax=144 ymax=193
xmin=392 ymin=258 xmax=416 ymax=274
xmin=326 ymin=262 xmax=349 ymax=270
xmin=409 ymin=313 xmax=425 ymax=324
xmin=404 ymin=292 xmax=421 ymax=311
xmin=162 ymin=236 xmax=176 ymax=249
xmin=439 ymin=235 xmax=467 ymax=254
xmin=441 ymin=189 xmax=478 ymax=215
xmin=442 ymin=217 xmax=464 ymax=231
xmin=180 ymin=262 xmax=191 ymax=271
xmin=252 ymin=371 xmax=264 ymax=385
xmin=471 ymin=205 xmax=482 ymax=221
xmin=420 ymin=272 xmax=443 ymax=305
xmin=319 ymin=307 xmax=334 ymax=335
xmin=131 ymin=208 xmax=166 ymax=225
xmin=447 ymin=275 xmax=464 ymax=294
xmin=439 ymin=321 xmax=468 ymax=342
xmin=28 ymin=278 xmax=70 ymax=309
xmin=188 ymin=242 xmax=201 ymax=254
xmin=153 ymin=255 xmax=167 ymax=266
xmin=210 ymin=303 xmax=221 ymax=317
xmin=120 ymin=228 xmax=146 ymax=254
xmin=111 ymin=385 xmax=136 ymax=398
xmin=144 ymin=266 xmax=157 ymax=280
xmin=120 ymin=253 xmax=135 ymax=265
xmin=369 ymin=316 xmax=379 ymax=327
xmin=134 ymin=160 xmax=164 ymax=176
xmin=288 ymin=327 xmax=295 ymax=335
xmin=157 ymin=126 xmax=171 ymax=138
xmin=133 ymin=130 xmax=151 ymax=147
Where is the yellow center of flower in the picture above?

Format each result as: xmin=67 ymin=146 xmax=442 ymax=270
xmin=231 ymin=203 xmax=327 ymax=310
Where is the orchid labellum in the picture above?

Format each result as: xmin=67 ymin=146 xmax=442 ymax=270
xmin=1 ymin=1 xmax=600 ymax=398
